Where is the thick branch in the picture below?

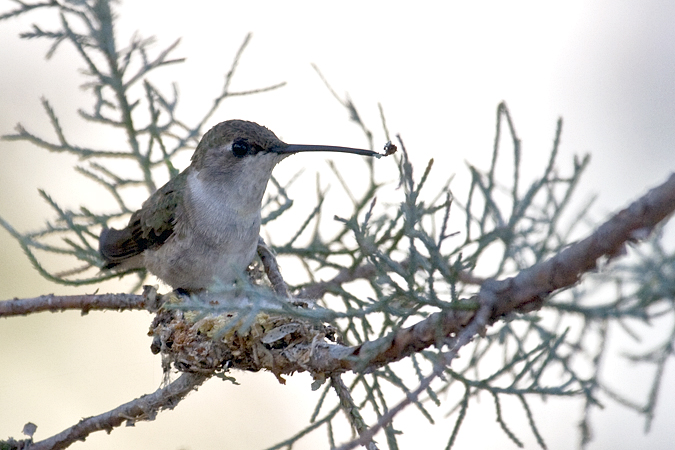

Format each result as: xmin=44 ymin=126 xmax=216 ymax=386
xmin=310 ymin=172 xmax=675 ymax=373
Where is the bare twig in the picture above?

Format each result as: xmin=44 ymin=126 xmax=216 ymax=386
xmin=257 ymin=237 xmax=290 ymax=298
xmin=28 ymin=373 xmax=208 ymax=450
xmin=0 ymin=292 xmax=151 ymax=317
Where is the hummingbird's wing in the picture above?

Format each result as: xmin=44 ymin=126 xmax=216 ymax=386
xmin=99 ymin=172 xmax=187 ymax=269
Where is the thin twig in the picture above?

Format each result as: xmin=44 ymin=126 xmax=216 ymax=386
xmin=257 ymin=237 xmax=291 ymax=298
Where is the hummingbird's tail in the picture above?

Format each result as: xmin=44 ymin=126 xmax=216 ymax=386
xmin=99 ymin=227 xmax=143 ymax=269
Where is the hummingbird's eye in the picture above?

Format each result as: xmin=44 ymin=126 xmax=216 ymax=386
xmin=231 ymin=140 xmax=251 ymax=157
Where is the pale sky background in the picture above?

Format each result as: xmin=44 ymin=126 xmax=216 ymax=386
xmin=1 ymin=1 xmax=675 ymax=449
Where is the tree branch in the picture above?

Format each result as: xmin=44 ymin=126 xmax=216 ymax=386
xmin=0 ymin=292 xmax=152 ymax=317
xmin=2 ymin=159 xmax=673 ymax=450
xmin=28 ymin=373 xmax=208 ymax=450
xmin=4 ymin=173 xmax=674 ymax=379
xmin=311 ymin=172 xmax=675 ymax=373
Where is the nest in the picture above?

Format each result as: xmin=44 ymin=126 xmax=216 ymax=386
xmin=148 ymin=295 xmax=337 ymax=383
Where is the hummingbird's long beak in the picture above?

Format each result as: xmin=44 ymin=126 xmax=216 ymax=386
xmin=275 ymin=142 xmax=397 ymax=158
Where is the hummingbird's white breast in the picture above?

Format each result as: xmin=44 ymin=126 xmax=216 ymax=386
xmin=142 ymin=157 xmax=279 ymax=290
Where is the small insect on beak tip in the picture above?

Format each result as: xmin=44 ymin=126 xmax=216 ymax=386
xmin=383 ymin=141 xmax=398 ymax=156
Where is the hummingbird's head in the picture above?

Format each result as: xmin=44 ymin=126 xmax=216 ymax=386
xmin=191 ymin=120 xmax=286 ymax=174
xmin=190 ymin=119 xmax=396 ymax=188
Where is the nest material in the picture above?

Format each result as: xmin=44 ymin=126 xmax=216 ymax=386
xmin=148 ymin=298 xmax=337 ymax=383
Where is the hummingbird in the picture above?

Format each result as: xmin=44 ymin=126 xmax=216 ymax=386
xmin=99 ymin=120 xmax=394 ymax=292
